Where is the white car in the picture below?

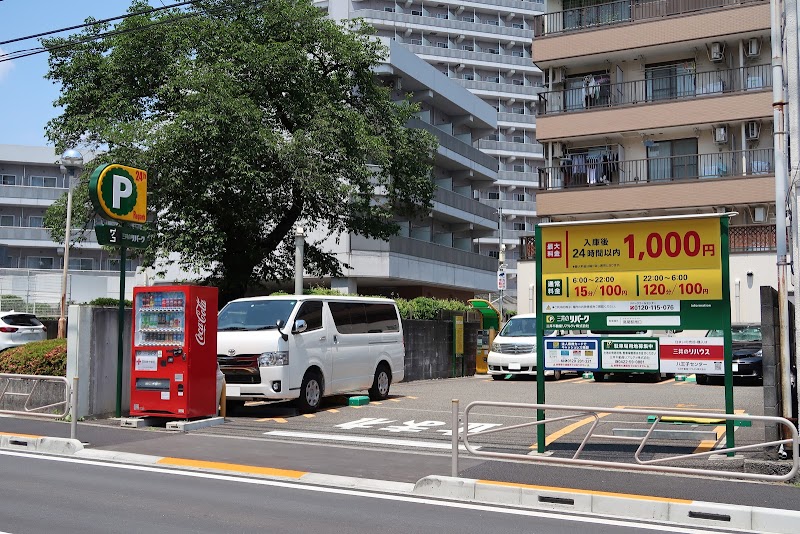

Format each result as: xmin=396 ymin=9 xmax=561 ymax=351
xmin=487 ymin=313 xmax=562 ymax=380
xmin=0 ymin=311 xmax=47 ymax=352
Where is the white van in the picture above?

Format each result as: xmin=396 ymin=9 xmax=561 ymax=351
xmin=216 ymin=295 xmax=404 ymax=413
xmin=486 ymin=313 xmax=565 ymax=380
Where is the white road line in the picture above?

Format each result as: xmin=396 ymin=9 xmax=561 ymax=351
xmin=0 ymin=449 xmax=728 ymax=534
xmin=264 ymin=430 xmax=478 ymax=451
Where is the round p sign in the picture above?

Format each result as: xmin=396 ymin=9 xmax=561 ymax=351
xmin=89 ymin=164 xmax=147 ymax=223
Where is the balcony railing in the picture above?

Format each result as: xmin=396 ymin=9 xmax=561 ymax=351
xmin=496 ymin=112 xmax=538 ymax=125
xmin=537 ymin=64 xmax=771 ymax=115
xmin=478 ymin=139 xmax=545 ymax=157
xmin=538 ymin=148 xmax=774 ymax=190
xmin=408 ymin=117 xmax=499 ymax=172
xmin=521 ymin=225 xmax=775 ymax=258
xmin=533 ymin=0 xmax=767 ymax=38
xmin=405 ymin=44 xmax=537 ymax=69
xmin=729 ymin=224 xmax=776 ymax=253
xmin=459 ymin=79 xmax=544 ymax=97
xmin=433 ymin=187 xmax=498 ymax=222
xmin=357 ymin=10 xmax=533 ymax=39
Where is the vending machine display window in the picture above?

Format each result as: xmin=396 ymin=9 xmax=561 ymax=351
xmin=135 ymin=291 xmax=185 ymax=346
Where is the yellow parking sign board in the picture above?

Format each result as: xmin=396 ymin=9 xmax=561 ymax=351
xmin=89 ymin=164 xmax=147 ymax=224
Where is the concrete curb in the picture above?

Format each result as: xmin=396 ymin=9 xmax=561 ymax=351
xmin=0 ymin=434 xmax=83 ymax=455
xmin=413 ymin=475 xmax=800 ymax=534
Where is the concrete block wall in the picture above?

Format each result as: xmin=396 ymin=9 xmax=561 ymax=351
xmin=402 ymin=318 xmax=478 ymax=382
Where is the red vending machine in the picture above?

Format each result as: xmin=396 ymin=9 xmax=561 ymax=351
xmin=130 ymin=285 xmax=218 ymax=418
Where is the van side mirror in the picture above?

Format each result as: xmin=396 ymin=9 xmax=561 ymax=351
xmin=276 ymin=319 xmax=288 ymax=341
xmin=293 ymin=319 xmax=308 ymax=334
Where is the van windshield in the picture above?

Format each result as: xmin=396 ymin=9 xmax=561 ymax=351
xmin=218 ymin=300 xmax=297 ymax=331
xmin=499 ymin=317 xmax=553 ymax=337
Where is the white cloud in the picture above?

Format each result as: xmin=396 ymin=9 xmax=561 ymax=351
xmin=0 ymin=48 xmax=14 ymax=82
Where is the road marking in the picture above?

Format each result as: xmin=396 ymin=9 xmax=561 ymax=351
xmin=693 ymin=409 xmax=745 ymax=453
xmin=0 ymin=449 xmax=723 ymax=534
xmin=406 ymin=396 xmax=418 ymax=399
xmin=157 ymin=457 xmax=306 ymax=479
xmin=558 ymin=377 xmax=584 ymax=384
xmin=478 ymin=480 xmax=692 ymax=504
xmin=327 ymin=409 xmax=339 ymax=413
xmin=302 ymin=414 xmax=315 ymax=419
xmin=256 ymin=417 xmax=288 ymax=423
xmin=529 ymin=408 xmax=618 ymax=450
xmin=371 ymin=402 xmax=383 ymax=405
xmin=264 ymin=430 xmax=477 ymax=451
xmin=388 ymin=399 xmax=401 ymax=403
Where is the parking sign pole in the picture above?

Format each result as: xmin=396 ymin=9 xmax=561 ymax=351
xmin=721 ymin=218 xmax=735 ymax=454
xmin=115 ymin=244 xmax=126 ymax=418
xmin=535 ymin=225 xmax=546 ymax=452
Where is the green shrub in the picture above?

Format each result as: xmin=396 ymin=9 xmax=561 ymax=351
xmin=0 ymin=294 xmax=26 ymax=312
xmin=0 ymin=339 xmax=67 ymax=376
xmin=88 ymin=297 xmax=132 ymax=307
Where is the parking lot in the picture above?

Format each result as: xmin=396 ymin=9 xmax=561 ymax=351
xmin=198 ymin=373 xmax=768 ymax=467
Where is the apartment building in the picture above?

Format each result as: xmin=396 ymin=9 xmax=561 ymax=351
xmin=316 ymin=0 xmax=547 ymax=307
xmin=315 ymin=40 xmax=501 ymax=300
xmin=515 ymin=0 xmax=778 ymax=323
xmin=0 ymin=145 xmax=137 ymax=308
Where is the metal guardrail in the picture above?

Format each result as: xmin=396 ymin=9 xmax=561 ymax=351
xmin=0 ymin=373 xmax=71 ymax=418
xmin=450 ymin=400 xmax=799 ymax=482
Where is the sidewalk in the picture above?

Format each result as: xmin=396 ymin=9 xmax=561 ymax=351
xmin=2 ymin=415 xmax=800 ymax=532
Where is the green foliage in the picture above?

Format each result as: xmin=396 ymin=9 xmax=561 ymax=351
xmin=0 ymin=339 xmax=68 ymax=376
xmin=44 ymin=0 xmax=437 ymax=307
xmin=0 ymin=295 xmax=26 ymax=312
xmin=305 ymin=286 xmax=349 ymax=296
xmin=88 ymin=297 xmax=133 ymax=307
xmin=398 ymin=297 xmax=468 ymax=320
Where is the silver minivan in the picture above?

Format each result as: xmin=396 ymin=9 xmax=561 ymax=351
xmin=216 ymin=295 xmax=404 ymax=413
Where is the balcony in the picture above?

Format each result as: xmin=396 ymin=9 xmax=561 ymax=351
xmin=477 ymin=140 xmax=545 ymax=158
xmin=497 ymin=112 xmax=538 ymax=125
xmin=481 ymin=198 xmax=537 ymax=214
xmin=536 ymin=149 xmax=775 ymax=217
xmin=0 ymin=184 xmax=66 ymax=204
xmin=408 ymin=117 xmax=498 ymax=175
xmin=351 ymin=235 xmax=498 ymax=272
xmin=433 ymin=187 xmax=498 ymax=228
xmin=532 ymin=0 xmax=770 ymax=66
xmin=405 ymin=44 xmax=538 ymax=70
xmin=359 ymin=10 xmax=533 ymax=40
xmin=535 ymin=66 xmax=771 ymax=141
xmin=497 ymin=170 xmax=540 ymax=186
xmin=459 ymin=80 xmax=544 ymax=99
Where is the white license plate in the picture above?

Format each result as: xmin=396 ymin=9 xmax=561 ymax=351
xmin=226 ymin=385 xmax=241 ymax=397
xmin=732 ymin=363 xmax=739 ymax=372
xmin=508 ymin=363 xmax=521 ymax=371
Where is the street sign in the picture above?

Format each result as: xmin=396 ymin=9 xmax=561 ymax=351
xmin=89 ymin=164 xmax=147 ymax=223
xmin=497 ymin=270 xmax=506 ymax=290
xmin=96 ymin=224 xmax=150 ymax=249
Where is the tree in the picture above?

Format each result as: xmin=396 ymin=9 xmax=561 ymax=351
xmin=43 ymin=0 xmax=437 ymax=306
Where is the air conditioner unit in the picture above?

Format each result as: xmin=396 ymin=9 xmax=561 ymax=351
xmin=745 ymin=120 xmax=761 ymax=140
xmin=746 ymin=38 xmax=761 ymax=58
xmin=710 ymin=42 xmax=725 ymax=62
xmin=714 ymin=125 xmax=728 ymax=144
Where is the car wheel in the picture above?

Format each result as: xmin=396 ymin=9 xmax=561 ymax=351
xmin=546 ymin=370 xmax=562 ymax=381
xmin=696 ymin=374 xmax=708 ymax=385
xmin=368 ymin=364 xmax=392 ymax=401
xmin=225 ymin=399 xmax=245 ymax=413
xmin=593 ymin=372 xmax=605 ymax=382
xmin=491 ymin=374 xmax=505 ymax=381
xmin=297 ymin=370 xmax=323 ymax=413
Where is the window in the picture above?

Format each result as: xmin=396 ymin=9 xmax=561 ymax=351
xmin=365 ymin=304 xmax=399 ymax=333
xmin=28 ymin=216 xmax=44 ymax=228
xmin=436 ymin=42 xmax=449 ymax=48
xmin=0 ymin=215 xmax=14 ymax=226
xmin=646 ymin=60 xmax=696 ymax=102
xmin=68 ymin=258 xmax=94 ymax=270
xmin=647 ymin=138 xmax=698 ymax=182
xmin=30 ymin=176 xmax=58 ymax=187
xmin=486 ymin=48 xmax=500 ymax=54
xmin=384 ymin=6 xmax=395 ymax=12
xmin=486 ymin=76 xmax=500 ymax=83
xmin=512 ymin=135 xmax=525 ymax=143
xmin=295 ymin=301 xmax=323 ymax=331
xmin=485 ymin=19 xmax=499 ymax=26
xmin=512 ymin=106 xmax=525 ymax=114
xmin=26 ymin=256 xmax=54 ymax=269
xmin=461 ymin=44 xmax=474 ymax=51
xmin=462 ymin=73 xmax=474 ymax=80
xmin=488 ymin=250 xmax=500 ymax=259
xmin=512 ymin=23 xmax=524 ymax=29
xmin=436 ymin=13 xmax=449 ymax=19
xmin=107 ymin=258 xmax=135 ymax=271
xmin=513 ymin=222 xmax=526 ymax=231
xmin=329 ymin=302 xmax=368 ymax=334
xmin=461 ymin=16 xmax=474 ymax=22
xmin=514 ymin=193 xmax=526 ymax=202
xmin=487 ymin=134 xmax=499 ymax=141
xmin=409 ymin=38 xmax=422 ymax=45
xmin=512 ymin=79 xmax=524 ymax=86
xmin=0 ymin=174 xmax=16 ymax=185
xmin=513 ymin=164 xmax=525 ymax=172
xmin=511 ymin=50 xmax=525 ymax=58
xmin=411 ymin=10 xmax=422 ymax=16
xmin=487 ymin=191 xmax=500 ymax=200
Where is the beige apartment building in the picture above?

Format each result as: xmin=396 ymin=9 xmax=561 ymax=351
xmin=516 ymin=0 xmax=781 ymax=322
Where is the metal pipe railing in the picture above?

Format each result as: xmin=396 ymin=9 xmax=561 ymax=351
xmin=537 ymin=64 xmax=771 ymax=115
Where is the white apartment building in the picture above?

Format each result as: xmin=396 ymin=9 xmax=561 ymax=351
xmin=317 ymin=0 xmax=546 ymax=308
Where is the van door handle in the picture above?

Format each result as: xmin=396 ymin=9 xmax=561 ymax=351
xmin=333 ymin=335 xmax=338 ymax=344
xmin=319 ymin=336 xmax=327 ymax=342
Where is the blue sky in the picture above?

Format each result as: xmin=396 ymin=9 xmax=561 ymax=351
xmin=0 ymin=1 xmax=141 ymax=147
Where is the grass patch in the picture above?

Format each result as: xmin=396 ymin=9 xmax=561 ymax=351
xmin=0 ymin=339 xmax=67 ymax=376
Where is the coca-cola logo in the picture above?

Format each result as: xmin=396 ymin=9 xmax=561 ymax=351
xmin=195 ymin=297 xmax=207 ymax=346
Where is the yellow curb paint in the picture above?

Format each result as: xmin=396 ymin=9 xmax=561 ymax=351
xmin=157 ymin=457 xmax=306 ymax=479
xmin=693 ymin=409 xmax=744 ymax=453
xmin=529 ymin=409 xmax=616 ymax=450
xmin=0 ymin=431 xmax=42 ymax=439
xmin=256 ymin=417 xmax=288 ymax=423
xmin=476 ymin=480 xmax=692 ymax=504
xmin=388 ymin=399 xmax=401 ymax=403
xmin=350 ymin=405 xmax=362 ymax=409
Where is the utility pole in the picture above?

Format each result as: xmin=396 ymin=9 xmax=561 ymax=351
xmin=498 ymin=207 xmax=505 ymax=323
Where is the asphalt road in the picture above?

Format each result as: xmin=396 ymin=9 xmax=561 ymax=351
xmin=0 ymin=450 xmax=748 ymax=534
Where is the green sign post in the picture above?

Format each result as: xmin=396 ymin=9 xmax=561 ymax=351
xmin=535 ymin=214 xmax=733 ymax=454
xmin=89 ymin=164 xmax=148 ymax=417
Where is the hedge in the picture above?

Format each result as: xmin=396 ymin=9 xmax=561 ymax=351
xmin=0 ymin=339 xmax=67 ymax=376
